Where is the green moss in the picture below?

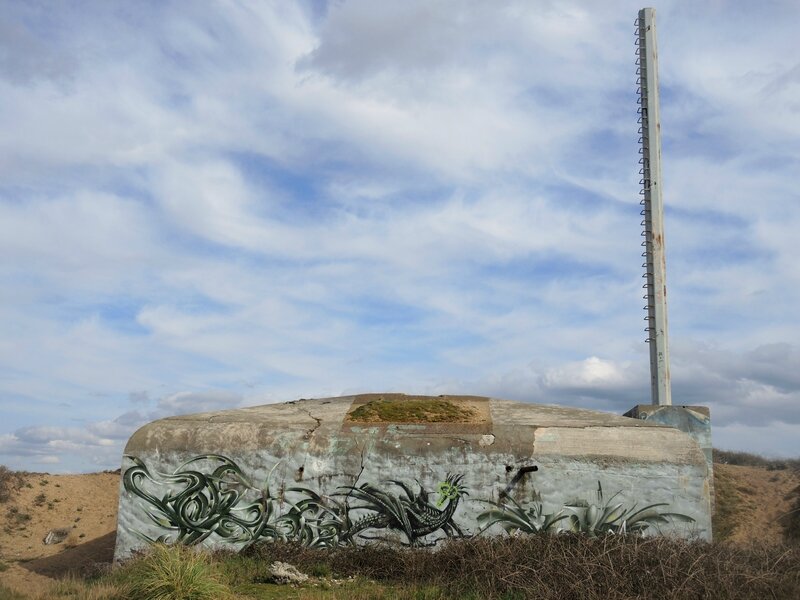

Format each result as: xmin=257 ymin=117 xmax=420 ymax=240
xmin=348 ymin=398 xmax=475 ymax=423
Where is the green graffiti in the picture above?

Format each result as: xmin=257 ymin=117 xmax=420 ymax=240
xmin=338 ymin=474 xmax=467 ymax=545
xmin=123 ymin=454 xmax=351 ymax=547
xmin=436 ymin=480 xmax=460 ymax=508
xmin=123 ymin=455 xmax=466 ymax=548
xmin=123 ymin=454 xmax=694 ymax=550
xmin=477 ymin=481 xmax=694 ymax=537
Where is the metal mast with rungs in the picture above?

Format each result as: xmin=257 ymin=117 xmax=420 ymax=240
xmin=636 ymin=7 xmax=672 ymax=406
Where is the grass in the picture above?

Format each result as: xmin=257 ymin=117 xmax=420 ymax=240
xmin=9 ymin=537 xmax=798 ymax=599
xmin=348 ymin=397 xmax=475 ymax=423
xmin=781 ymin=483 xmax=800 ymax=542
xmin=84 ymin=537 xmax=800 ymax=599
xmin=0 ymin=584 xmax=27 ymax=599
xmin=712 ymin=465 xmax=742 ymax=541
xmin=258 ymin=536 xmax=800 ymax=599
xmin=110 ymin=544 xmax=231 ymax=600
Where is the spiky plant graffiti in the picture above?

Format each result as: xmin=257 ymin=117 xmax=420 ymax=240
xmin=122 ymin=454 xmax=298 ymax=546
xmin=123 ymin=454 xmax=466 ymax=548
xmin=477 ymin=494 xmax=568 ymax=535
xmin=477 ymin=481 xmax=694 ymax=537
xmin=561 ymin=482 xmax=694 ymax=536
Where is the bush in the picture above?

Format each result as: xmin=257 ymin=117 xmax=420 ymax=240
xmin=244 ymin=536 xmax=800 ymax=599
xmin=113 ymin=544 xmax=231 ymax=600
xmin=713 ymin=449 xmax=800 ymax=471
xmin=0 ymin=465 xmax=24 ymax=503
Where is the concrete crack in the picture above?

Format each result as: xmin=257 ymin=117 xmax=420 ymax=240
xmin=343 ymin=445 xmax=367 ymax=503
xmin=303 ymin=409 xmax=322 ymax=440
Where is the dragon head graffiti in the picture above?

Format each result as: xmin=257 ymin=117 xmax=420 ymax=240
xmin=436 ymin=473 xmax=468 ymax=507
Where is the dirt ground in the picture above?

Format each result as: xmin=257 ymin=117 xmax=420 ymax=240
xmin=714 ymin=463 xmax=799 ymax=545
xmin=0 ymin=464 xmax=797 ymax=597
xmin=0 ymin=471 xmax=120 ymax=595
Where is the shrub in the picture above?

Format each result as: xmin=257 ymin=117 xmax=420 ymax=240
xmin=243 ymin=536 xmax=800 ymax=599
xmin=0 ymin=465 xmax=24 ymax=503
xmin=114 ymin=544 xmax=231 ymax=600
xmin=713 ymin=449 xmax=800 ymax=471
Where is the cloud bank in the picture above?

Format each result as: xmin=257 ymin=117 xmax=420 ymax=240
xmin=1 ymin=1 xmax=799 ymax=471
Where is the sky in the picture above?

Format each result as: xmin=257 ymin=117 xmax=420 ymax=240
xmin=1 ymin=0 xmax=799 ymax=473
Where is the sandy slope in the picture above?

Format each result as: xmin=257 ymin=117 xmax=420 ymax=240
xmin=714 ymin=463 xmax=798 ymax=545
xmin=0 ymin=471 xmax=119 ymax=594
xmin=0 ymin=464 xmax=797 ymax=596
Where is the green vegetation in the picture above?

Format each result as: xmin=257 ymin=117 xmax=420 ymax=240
xmin=111 ymin=543 xmax=231 ymax=600
xmin=348 ymin=397 xmax=475 ymax=423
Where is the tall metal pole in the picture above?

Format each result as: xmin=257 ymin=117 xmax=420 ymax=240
xmin=636 ymin=8 xmax=672 ymax=406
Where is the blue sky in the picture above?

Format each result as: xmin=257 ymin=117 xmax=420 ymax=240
xmin=1 ymin=0 xmax=799 ymax=472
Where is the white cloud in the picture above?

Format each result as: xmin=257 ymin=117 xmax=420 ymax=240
xmin=1 ymin=1 xmax=799 ymax=471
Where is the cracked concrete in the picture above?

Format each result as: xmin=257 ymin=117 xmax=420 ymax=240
xmin=303 ymin=409 xmax=323 ymax=440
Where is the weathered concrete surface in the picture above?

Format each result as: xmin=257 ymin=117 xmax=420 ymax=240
xmin=115 ymin=394 xmax=713 ymax=560
xmin=624 ymin=404 xmax=714 ymax=510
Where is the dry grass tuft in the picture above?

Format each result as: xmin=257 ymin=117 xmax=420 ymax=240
xmin=781 ymin=483 xmax=800 ymax=543
xmin=112 ymin=544 xmax=231 ymax=600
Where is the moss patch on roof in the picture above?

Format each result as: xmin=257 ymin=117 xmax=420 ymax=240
xmin=347 ymin=397 xmax=476 ymax=423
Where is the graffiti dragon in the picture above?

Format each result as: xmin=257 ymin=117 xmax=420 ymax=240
xmin=339 ymin=474 xmax=467 ymax=545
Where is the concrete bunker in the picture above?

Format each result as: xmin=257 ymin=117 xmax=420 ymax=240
xmin=114 ymin=393 xmax=712 ymax=560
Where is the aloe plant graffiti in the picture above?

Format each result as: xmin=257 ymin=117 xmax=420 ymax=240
xmin=477 ymin=482 xmax=694 ymax=536
xmin=122 ymin=454 xmax=693 ymax=549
